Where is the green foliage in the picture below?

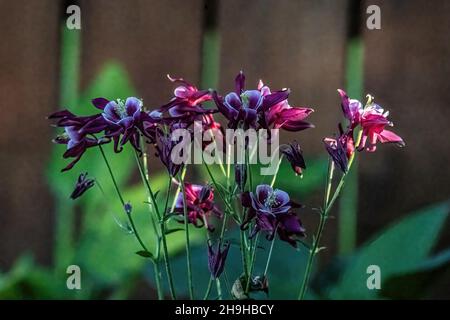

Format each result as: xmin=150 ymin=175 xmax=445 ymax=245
xmin=324 ymin=201 xmax=449 ymax=299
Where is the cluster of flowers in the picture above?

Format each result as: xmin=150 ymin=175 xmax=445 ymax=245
xmin=49 ymin=71 xmax=404 ymax=283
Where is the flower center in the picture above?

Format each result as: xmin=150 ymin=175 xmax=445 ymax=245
xmin=264 ymin=190 xmax=280 ymax=208
xmin=114 ymin=99 xmax=129 ymax=119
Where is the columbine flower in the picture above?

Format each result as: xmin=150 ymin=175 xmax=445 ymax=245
xmin=358 ymin=99 xmax=405 ymax=152
xmin=280 ymin=141 xmax=306 ymax=176
xmin=207 ymin=240 xmax=230 ymax=279
xmin=70 ymin=172 xmax=95 ymax=199
xmin=241 ymin=184 xmax=305 ymax=247
xmin=99 ymin=97 xmax=157 ymax=153
xmin=155 ymin=129 xmax=185 ymax=177
xmin=337 ymin=89 xmax=363 ymax=128
xmin=154 ymin=75 xmax=213 ymax=124
xmin=259 ymin=80 xmax=314 ymax=131
xmin=173 ymin=183 xmax=222 ymax=230
xmin=323 ymin=136 xmax=349 ymax=173
xmin=213 ymin=71 xmax=293 ymax=129
xmin=52 ymin=126 xmax=110 ymax=171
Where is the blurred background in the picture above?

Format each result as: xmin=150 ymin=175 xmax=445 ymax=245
xmin=0 ymin=0 xmax=449 ymax=299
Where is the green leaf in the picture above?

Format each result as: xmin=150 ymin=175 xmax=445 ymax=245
xmin=136 ymin=251 xmax=155 ymax=260
xmin=380 ymin=249 xmax=450 ymax=299
xmin=327 ymin=201 xmax=449 ymax=299
xmin=165 ymin=228 xmax=185 ymax=235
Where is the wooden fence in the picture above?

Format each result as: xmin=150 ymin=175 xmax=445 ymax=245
xmin=0 ymin=0 xmax=449 ymax=271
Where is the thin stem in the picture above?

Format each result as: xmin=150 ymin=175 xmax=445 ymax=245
xmin=98 ymin=145 xmax=163 ymax=298
xmin=179 ymin=173 xmax=194 ymax=299
xmin=270 ymin=155 xmax=284 ymax=187
xmin=216 ymin=278 xmax=223 ymax=299
xmin=134 ymin=150 xmax=177 ymax=300
xmin=245 ymin=233 xmax=260 ymax=294
xmin=264 ymin=234 xmax=277 ymax=276
xmin=298 ymin=131 xmax=363 ymax=300
xmin=203 ymin=278 xmax=213 ymax=300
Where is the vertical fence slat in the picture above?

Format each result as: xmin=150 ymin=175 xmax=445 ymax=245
xmin=218 ymin=0 xmax=349 ymax=153
xmin=80 ymin=0 xmax=205 ymax=106
xmin=0 ymin=0 xmax=60 ymax=267
xmin=360 ymin=0 xmax=450 ymax=242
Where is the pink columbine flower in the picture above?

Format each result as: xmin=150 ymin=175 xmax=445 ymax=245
xmin=358 ymin=98 xmax=405 ymax=152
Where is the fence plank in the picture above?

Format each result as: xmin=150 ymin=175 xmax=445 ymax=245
xmin=218 ymin=0 xmax=349 ymax=154
xmin=80 ymin=0 xmax=204 ymax=106
xmin=0 ymin=0 xmax=60 ymax=267
xmin=360 ymin=1 xmax=450 ymax=243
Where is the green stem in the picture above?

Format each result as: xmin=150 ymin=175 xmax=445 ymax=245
xmin=270 ymin=155 xmax=284 ymax=187
xmin=203 ymin=278 xmax=213 ymax=300
xmin=98 ymin=145 xmax=163 ymax=299
xmin=298 ymin=131 xmax=363 ymax=300
xmin=134 ymin=151 xmax=177 ymax=300
xmin=179 ymin=173 xmax=194 ymax=299
xmin=263 ymin=232 xmax=277 ymax=276
xmin=245 ymin=233 xmax=260 ymax=294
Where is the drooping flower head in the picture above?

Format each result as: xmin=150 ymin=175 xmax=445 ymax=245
xmin=70 ymin=172 xmax=95 ymax=199
xmin=173 ymin=183 xmax=222 ymax=231
xmin=280 ymin=141 xmax=306 ymax=176
xmin=207 ymin=240 xmax=230 ymax=279
xmin=358 ymin=96 xmax=405 ymax=152
xmin=155 ymin=128 xmax=185 ymax=177
xmin=49 ymin=106 xmax=111 ymax=171
xmin=241 ymin=184 xmax=305 ymax=247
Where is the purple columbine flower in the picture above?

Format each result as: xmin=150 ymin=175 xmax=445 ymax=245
xmin=173 ymin=183 xmax=222 ymax=231
xmin=70 ymin=172 xmax=95 ymax=199
xmin=155 ymin=129 xmax=185 ymax=177
xmin=259 ymin=80 xmax=315 ymax=132
xmin=338 ymin=89 xmax=363 ymax=129
xmin=207 ymin=240 xmax=230 ymax=279
xmin=241 ymin=184 xmax=305 ymax=247
xmin=280 ymin=141 xmax=306 ymax=176
xmin=212 ymin=71 xmax=292 ymax=129
xmin=323 ymin=136 xmax=349 ymax=173
xmin=154 ymin=75 xmax=214 ymax=125
xmin=99 ymin=97 xmax=157 ymax=153
xmin=52 ymin=126 xmax=110 ymax=171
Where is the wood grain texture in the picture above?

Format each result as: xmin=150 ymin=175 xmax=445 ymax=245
xmin=80 ymin=0 xmax=204 ymax=107
xmin=217 ymin=0 xmax=349 ymax=153
xmin=0 ymin=0 xmax=60 ymax=267
xmin=359 ymin=1 xmax=450 ymax=242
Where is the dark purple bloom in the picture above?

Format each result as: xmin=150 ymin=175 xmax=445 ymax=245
xmin=207 ymin=240 xmax=230 ymax=279
xmin=99 ymin=97 xmax=158 ymax=153
xmin=260 ymin=80 xmax=314 ymax=132
xmin=213 ymin=71 xmax=293 ymax=129
xmin=173 ymin=183 xmax=222 ymax=231
xmin=155 ymin=129 xmax=186 ymax=177
xmin=70 ymin=172 xmax=95 ymax=199
xmin=154 ymin=75 xmax=214 ymax=125
xmin=323 ymin=136 xmax=349 ymax=173
xmin=241 ymin=184 xmax=305 ymax=247
xmin=280 ymin=141 xmax=306 ymax=176
xmin=53 ymin=126 xmax=110 ymax=171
